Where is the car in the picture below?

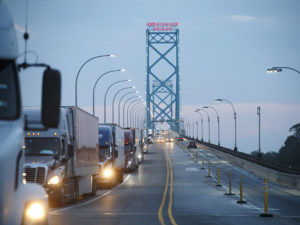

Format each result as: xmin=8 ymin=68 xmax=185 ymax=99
xmin=188 ymin=141 xmax=197 ymax=149
xmin=177 ymin=136 xmax=184 ymax=141
xmin=166 ymin=135 xmax=174 ymax=142
xmin=157 ymin=136 xmax=165 ymax=143
xmin=147 ymin=137 xmax=153 ymax=144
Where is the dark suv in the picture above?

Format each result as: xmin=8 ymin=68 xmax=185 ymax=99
xmin=188 ymin=141 xmax=197 ymax=149
xmin=177 ymin=136 xmax=184 ymax=141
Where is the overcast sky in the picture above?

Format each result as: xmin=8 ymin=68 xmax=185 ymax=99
xmin=6 ymin=0 xmax=300 ymax=153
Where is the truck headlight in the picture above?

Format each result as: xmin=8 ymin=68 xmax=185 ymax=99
xmin=48 ymin=175 xmax=60 ymax=185
xmin=138 ymin=153 xmax=142 ymax=159
xmin=103 ymin=169 xmax=113 ymax=178
xmin=24 ymin=201 xmax=47 ymax=224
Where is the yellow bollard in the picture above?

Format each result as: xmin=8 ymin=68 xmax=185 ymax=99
xmin=237 ymin=175 xmax=246 ymax=203
xmin=216 ymin=168 xmax=222 ymax=186
xmin=207 ymin=162 xmax=211 ymax=177
xmin=225 ymin=172 xmax=234 ymax=195
xmin=260 ymin=178 xmax=273 ymax=217
xmin=201 ymin=159 xmax=205 ymax=169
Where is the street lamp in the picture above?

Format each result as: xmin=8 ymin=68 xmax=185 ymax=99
xmin=131 ymin=103 xmax=144 ymax=127
xmin=126 ymin=98 xmax=142 ymax=127
xmin=196 ymin=109 xmax=210 ymax=143
xmin=195 ymin=110 xmax=204 ymax=141
xmin=123 ymin=96 xmax=141 ymax=127
xmin=203 ymin=106 xmax=220 ymax=146
xmin=118 ymin=91 xmax=139 ymax=125
xmin=75 ymin=54 xmax=117 ymax=107
xmin=132 ymin=105 xmax=144 ymax=128
xmin=267 ymin=66 xmax=300 ymax=74
xmin=136 ymin=108 xmax=145 ymax=128
xmin=215 ymin=98 xmax=237 ymax=151
xmin=92 ymin=69 xmax=125 ymax=115
xmin=104 ymin=79 xmax=130 ymax=123
xmin=111 ymin=86 xmax=135 ymax=124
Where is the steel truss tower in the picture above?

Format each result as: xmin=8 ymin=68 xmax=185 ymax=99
xmin=146 ymin=23 xmax=180 ymax=132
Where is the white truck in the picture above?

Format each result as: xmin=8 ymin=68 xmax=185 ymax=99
xmin=0 ymin=1 xmax=61 ymax=224
xmin=24 ymin=106 xmax=99 ymax=206
xmin=97 ymin=123 xmax=124 ymax=188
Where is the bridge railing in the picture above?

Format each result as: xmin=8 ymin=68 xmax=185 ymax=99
xmin=183 ymin=136 xmax=300 ymax=175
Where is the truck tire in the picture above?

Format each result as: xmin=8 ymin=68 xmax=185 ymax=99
xmin=119 ymin=169 xmax=124 ymax=183
xmin=72 ymin=178 xmax=79 ymax=203
xmin=91 ymin=176 xmax=97 ymax=196
xmin=57 ymin=186 xmax=65 ymax=207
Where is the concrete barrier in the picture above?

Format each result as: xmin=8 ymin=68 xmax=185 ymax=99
xmin=197 ymin=143 xmax=300 ymax=189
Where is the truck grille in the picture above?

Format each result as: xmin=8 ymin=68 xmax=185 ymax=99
xmin=25 ymin=167 xmax=46 ymax=185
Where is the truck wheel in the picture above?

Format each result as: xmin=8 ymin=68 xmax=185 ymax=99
xmin=119 ymin=170 xmax=124 ymax=183
xmin=72 ymin=179 xmax=79 ymax=203
xmin=91 ymin=176 xmax=97 ymax=196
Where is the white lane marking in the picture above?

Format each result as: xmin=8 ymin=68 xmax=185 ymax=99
xmin=50 ymin=174 xmax=131 ymax=214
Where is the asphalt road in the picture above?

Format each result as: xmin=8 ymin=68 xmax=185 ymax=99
xmin=49 ymin=141 xmax=300 ymax=225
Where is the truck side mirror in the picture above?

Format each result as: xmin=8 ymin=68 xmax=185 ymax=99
xmin=114 ymin=150 xmax=118 ymax=158
xmin=42 ymin=68 xmax=61 ymax=128
xmin=68 ymin=144 xmax=74 ymax=157
xmin=53 ymin=153 xmax=59 ymax=160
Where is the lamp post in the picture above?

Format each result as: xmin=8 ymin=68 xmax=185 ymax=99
xmin=75 ymin=54 xmax=116 ymax=107
xmin=92 ymin=69 xmax=125 ymax=115
xmin=215 ymin=98 xmax=237 ymax=151
xmin=123 ymin=96 xmax=141 ymax=127
xmin=104 ymin=79 xmax=130 ymax=123
xmin=196 ymin=121 xmax=199 ymax=140
xmin=196 ymin=109 xmax=210 ymax=143
xmin=195 ymin=110 xmax=204 ymax=141
xmin=267 ymin=66 xmax=300 ymax=74
xmin=133 ymin=105 xmax=144 ymax=128
xmin=130 ymin=102 xmax=144 ymax=126
xmin=192 ymin=121 xmax=195 ymax=139
xmin=129 ymin=102 xmax=144 ymax=127
xmin=257 ymin=106 xmax=261 ymax=156
xmin=127 ymin=99 xmax=142 ymax=127
xmin=111 ymin=86 xmax=135 ymax=124
xmin=118 ymin=91 xmax=139 ymax=125
xmin=203 ymin=106 xmax=220 ymax=146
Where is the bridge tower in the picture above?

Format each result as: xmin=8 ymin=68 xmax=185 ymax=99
xmin=146 ymin=22 xmax=180 ymax=132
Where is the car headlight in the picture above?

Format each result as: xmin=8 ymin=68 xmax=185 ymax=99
xmin=103 ymin=168 xmax=113 ymax=178
xmin=138 ymin=153 xmax=142 ymax=159
xmin=128 ymin=160 xmax=132 ymax=165
xmin=24 ymin=201 xmax=47 ymax=224
xmin=48 ymin=175 xmax=60 ymax=185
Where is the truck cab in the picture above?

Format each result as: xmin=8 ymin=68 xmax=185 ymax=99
xmin=124 ymin=129 xmax=136 ymax=172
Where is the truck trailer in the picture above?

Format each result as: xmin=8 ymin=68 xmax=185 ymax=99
xmin=24 ymin=106 xmax=99 ymax=206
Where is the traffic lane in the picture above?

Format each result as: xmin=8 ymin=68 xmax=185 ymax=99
xmin=178 ymin=141 xmax=300 ymax=221
xmin=50 ymin=144 xmax=166 ymax=225
xmin=168 ymin=142 xmax=298 ymax=225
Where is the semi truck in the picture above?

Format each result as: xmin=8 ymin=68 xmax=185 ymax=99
xmin=97 ymin=124 xmax=124 ymax=188
xmin=0 ymin=1 xmax=61 ymax=224
xmin=124 ymin=129 xmax=137 ymax=172
xmin=24 ymin=106 xmax=99 ymax=206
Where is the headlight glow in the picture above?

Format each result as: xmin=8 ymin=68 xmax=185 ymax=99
xmin=103 ymin=169 xmax=113 ymax=178
xmin=138 ymin=153 xmax=142 ymax=159
xmin=25 ymin=202 xmax=46 ymax=220
xmin=128 ymin=160 xmax=132 ymax=165
xmin=48 ymin=175 xmax=60 ymax=185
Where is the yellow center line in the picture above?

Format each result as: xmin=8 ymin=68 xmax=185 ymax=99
xmin=166 ymin=148 xmax=178 ymax=225
xmin=158 ymin=144 xmax=169 ymax=225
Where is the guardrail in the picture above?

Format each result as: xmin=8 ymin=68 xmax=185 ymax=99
xmin=183 ymin=136 xmax=300 ymax=175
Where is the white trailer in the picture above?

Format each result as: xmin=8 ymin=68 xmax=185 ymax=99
xmin=24 ymin=106 xmax=99 ymax=206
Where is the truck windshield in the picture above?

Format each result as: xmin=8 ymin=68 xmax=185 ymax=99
xmin=25 ymin=138 xmax=60 ymax=156
xmin=0 ymin=60 xmax=19 ymax=119
xmin=99 ymin=146 xmax=110 ymax=162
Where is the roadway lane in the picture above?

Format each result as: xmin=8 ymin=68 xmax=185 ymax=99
xmin=50 ymin=143 xmax=167 ymax=225
xmin=50 ymin=141 xmax=300 ymax=225
xmin=175 ymin=140 xmax=300 ymax=224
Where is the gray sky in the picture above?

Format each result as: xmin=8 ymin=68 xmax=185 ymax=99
xmin=6 ymin=0 xmax=300 ymax=153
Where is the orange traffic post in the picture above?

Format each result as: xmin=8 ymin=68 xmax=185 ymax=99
xmin=216 ymin=168 xmax=222 ymax=187
xmin=225 ymin=172 xmax=234 ymax=195
xmin=260 ymin=178 xmax=273 ymax=217
xmin=207 ymin=161 xmax=211 ymax=177
xmin=237 ymin=175 xmax=246 ymax=204
xmin=201 ymin=159 xmax=205 ymax=169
